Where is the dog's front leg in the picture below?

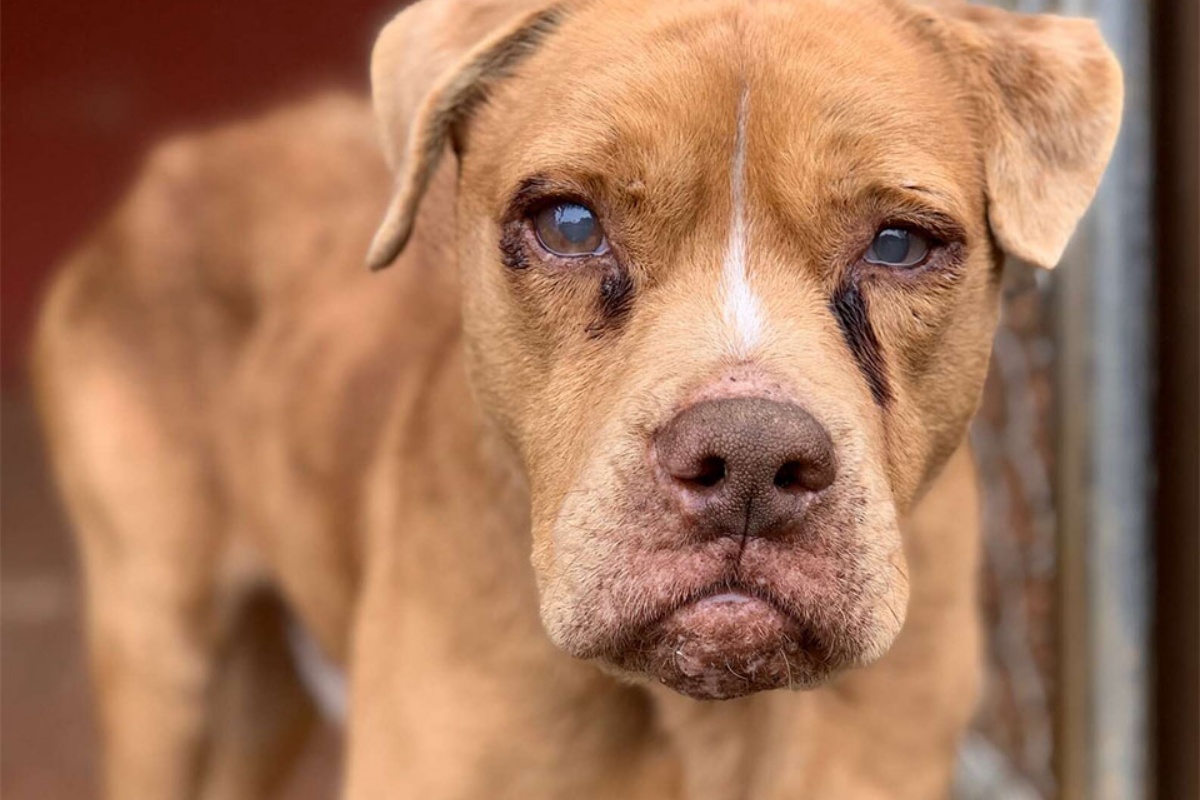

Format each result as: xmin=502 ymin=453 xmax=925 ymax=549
xmin=342 ymin=558 xmax=680 ymax=800
xmin=332 ymin=361 xmax=680 ymax=799
xmin=81 ymin=543 xmax=219 ymax=800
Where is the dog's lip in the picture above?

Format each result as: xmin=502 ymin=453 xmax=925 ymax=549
xmin=593 ymin=576 xmax=833 ymax=699
xmin=680 ymin=579 xmax=791 ymax=612
xmin=677 ymin=584 xmax=786 ymax=617
xmin=605 ymin=577 xmax=799 ymax=653
xmin=571 ymin=543 xmax=849 ymax=664
xmin=698 ymin=591 xmax=757 ymax=605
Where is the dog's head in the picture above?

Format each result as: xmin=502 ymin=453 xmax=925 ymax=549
xmin=368 ymin=0 xmax=1121 ymax=699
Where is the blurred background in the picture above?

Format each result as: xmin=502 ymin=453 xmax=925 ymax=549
xmin=2 ymin=1 xmax=1195 ymax=798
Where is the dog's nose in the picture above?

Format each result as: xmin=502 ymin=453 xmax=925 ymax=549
xmin=655 ymin=397 xmax=836 ymax=539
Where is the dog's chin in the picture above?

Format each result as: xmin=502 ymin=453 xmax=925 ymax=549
xmin=603 ymin=592 xmax=845 ymax=700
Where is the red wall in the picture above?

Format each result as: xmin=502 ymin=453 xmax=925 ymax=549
xmin=2 ymin=0 xmax=399 ymax=383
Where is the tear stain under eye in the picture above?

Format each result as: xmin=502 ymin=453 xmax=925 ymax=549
xmin=498 ymin=216 xmax=634 ymax=337
xmin=830 ymin=280 xmax=892 ymax=407
xmin=587 ymin=269 xmax=635 ymax=338
xmin=500 ymin=219 xmax=531 ymax=270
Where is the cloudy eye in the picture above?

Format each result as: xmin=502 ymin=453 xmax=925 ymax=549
xmin=533 ymin=202 xmax=608 ymax=257
xmin=863 ymin=227 xmax=930 ymax=268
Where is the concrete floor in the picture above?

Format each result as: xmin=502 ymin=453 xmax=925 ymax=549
xmin=1 ymin=391 xmax=340 ymax=799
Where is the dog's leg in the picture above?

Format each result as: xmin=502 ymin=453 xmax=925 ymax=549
xmin=53 ymin=401 xmax=316 ymax=800
xmin=66 ymin=415 xmax=318 ymax=800
xmin=197 ymin=588 xmax=319 ymax=800
xmin=69 ymin=438 xmax=224 ymax=800
xmin=344 ymin=596 xmax=679 ymax=799
xmin=30 ymin=140 xmax=244 ymax=800
xmin=341 ymin=548 xmax=680 ymax=800
xmin=36 ymin=319 xmax=225 ymax=799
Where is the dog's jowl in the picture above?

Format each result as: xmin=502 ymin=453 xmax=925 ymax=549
xmin=34 ymin=0 xmax=1122 ymax=797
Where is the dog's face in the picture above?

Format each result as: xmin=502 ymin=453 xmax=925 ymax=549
xmin=369 ymin=0 xmax=1121 ymax=699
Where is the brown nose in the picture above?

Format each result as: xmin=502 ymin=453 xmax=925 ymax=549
xmin=655 ymin=398 xmax=836 ymax=539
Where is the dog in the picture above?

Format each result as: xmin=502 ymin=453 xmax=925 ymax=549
xmin=33 ymin=0 xmax=1121 ymax=797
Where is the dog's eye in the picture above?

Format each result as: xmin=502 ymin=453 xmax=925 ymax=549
xmin=863 ymin=227 xmax=930 ymax=268
xmin=533 ymin=202 xmax=608 ymax=257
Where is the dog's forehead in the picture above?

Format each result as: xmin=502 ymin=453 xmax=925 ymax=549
xmin=477 ymin=0 xmax=977 ymax=221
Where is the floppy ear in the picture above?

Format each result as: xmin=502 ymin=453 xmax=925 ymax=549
xmin=917 ymin=0 xmax=1124 ymax=268
xmin=366 ymin=0 xmax=564 ymax=270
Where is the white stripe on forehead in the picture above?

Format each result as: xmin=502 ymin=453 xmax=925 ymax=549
xmin=720 ymin=86 xmax=765 ymax=356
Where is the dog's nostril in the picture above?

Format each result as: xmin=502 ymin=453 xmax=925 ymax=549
xmin=773 ymin=459 xmax=834 ymax=494
xmin=684 ymin=456 xmax=727 ymax=489
xmin=773 ymin=461 xmax=805 ymax=492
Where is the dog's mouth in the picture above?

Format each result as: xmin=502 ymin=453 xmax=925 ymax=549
xmin=546 ymin=459 xmax=900 ymax=700
xmin=599 ymin=576 xmax=844 ymax=700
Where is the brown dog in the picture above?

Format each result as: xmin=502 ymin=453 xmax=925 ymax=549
xmin=34 ymin=0 xmax=1121 ymax=797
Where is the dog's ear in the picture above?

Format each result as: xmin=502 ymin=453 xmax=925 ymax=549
xmin=915 ymin=0 xmax=1123 ymax=268
xmin=367 ymin=0 xmax=564 ymax=269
